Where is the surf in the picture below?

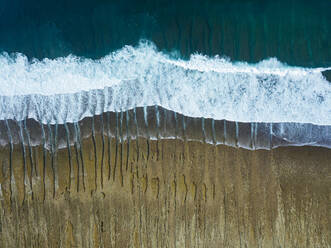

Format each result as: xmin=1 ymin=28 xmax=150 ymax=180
xmin=0 ymin=41 xmax=330 ymax=127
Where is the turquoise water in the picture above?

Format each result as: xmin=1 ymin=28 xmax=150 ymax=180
xmin=0 ymin=0 xmax=330 ymax=66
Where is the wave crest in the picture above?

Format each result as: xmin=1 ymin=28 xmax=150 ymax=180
xmin=0 ymin=41 xmax=330 ymax=125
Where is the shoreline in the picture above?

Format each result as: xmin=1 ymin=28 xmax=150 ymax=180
xmin=1 ymin=106 xmax=330 ymax=150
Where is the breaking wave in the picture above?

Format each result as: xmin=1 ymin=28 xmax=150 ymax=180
xmin=0 ymin=41 xmax=330 ymax=126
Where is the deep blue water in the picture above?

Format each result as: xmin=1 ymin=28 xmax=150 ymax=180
xmin=0 ymin=0 xmax=330 ymax=66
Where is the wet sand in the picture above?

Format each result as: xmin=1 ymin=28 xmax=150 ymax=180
xmin=0 ymin=134 xmax=330 ymax=247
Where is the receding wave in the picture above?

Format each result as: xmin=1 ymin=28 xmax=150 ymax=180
xmin=0 ymin=41 xmax=330 ymax=127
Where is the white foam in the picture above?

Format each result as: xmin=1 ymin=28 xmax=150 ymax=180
xmin=0 ymin=41 xmax=330 ymax=125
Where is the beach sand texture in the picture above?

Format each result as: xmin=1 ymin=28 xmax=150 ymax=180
xmin=0 ymin=111 xmax=330 ymax=247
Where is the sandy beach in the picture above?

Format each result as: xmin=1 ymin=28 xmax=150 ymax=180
xmin=0 ymin=132 xmax=330 ymax=247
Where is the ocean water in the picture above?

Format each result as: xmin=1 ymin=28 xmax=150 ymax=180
xmin=0 ymin=0 xmax=330 ymax=149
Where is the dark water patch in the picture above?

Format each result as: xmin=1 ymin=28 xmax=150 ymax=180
xmin=322 ymin=70 xmax=331 ymax=83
